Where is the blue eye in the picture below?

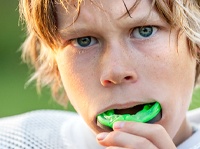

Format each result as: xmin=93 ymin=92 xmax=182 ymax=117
xmin=71 ymin=36 xmax=97 ymax=47
xmin=131 ymin=26 xmax=158 ymax=39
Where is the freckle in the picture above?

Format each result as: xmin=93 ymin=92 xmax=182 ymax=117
xmin=78 ymin=51 xmax=85 ymax=54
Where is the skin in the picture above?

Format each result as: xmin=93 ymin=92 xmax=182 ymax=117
xmin=55 ymin=0 xmax=197 ymax=148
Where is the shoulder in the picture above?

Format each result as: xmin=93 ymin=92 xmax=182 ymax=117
xmin=0 ymin=110 xmax=80 ymax=148
xmin=177 ymin=129 xmax=200 ymax=149
xmin=0 ymin=110 xmax=80 ymax=132
xmin=173 ymin=108 xmax=200 ymax=149
xmin=0 ymin=110 xmax=104 ymax=149
xmin=187 ymin=108 xmax=200 ymax=127
xmin=0 ymin=109 xmax=79 ymax=123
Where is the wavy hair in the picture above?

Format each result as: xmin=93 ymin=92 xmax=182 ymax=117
xmin=19 ymin=0 xmax=200 ymax=105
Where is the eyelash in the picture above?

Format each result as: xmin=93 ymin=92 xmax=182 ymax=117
xmin=67 ymin=26 xmax=159 ymax=48
xmin=69 ymin=36 xmax=98 ymax=48
xmin=130 ymin=26 xmax=158 ymax=39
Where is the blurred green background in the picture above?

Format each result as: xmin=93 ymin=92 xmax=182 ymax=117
xmin=0 ymin=1 xmax=200 ymax=118
xmin=0 ymin=0 xmax=71 ymax=118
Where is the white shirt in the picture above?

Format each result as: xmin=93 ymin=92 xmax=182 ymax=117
xmin=0 ymin=109 xmax=200 ymax=149
xmin=177 ymin=108 xmax=200 ymax=149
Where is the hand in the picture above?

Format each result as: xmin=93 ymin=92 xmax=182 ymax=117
xmin=96 ymin=122 xmax=176 ymax=149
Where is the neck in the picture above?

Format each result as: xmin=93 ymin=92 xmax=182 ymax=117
xmin=173 ymin=118 xmax=193 ymax=146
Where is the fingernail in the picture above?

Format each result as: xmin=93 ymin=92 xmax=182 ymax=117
xmin=96 ymin=132 xmax=109 ymax=141
xmin=113 ymin=122 xmax=125 ymax=129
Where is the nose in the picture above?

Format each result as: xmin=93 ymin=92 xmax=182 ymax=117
xmin=100 ymin=44 xmax=138 ymax=87
xmin=100 ymin=68 xmax=138 ymax=87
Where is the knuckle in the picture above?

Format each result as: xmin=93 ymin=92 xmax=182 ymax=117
xmin=135 ymin=137 xmax=150 ymax=147
xmin=107 ymin=131 xmax=121 ymax=144
xmin=146 ymin=124 xmax=165 ymax=138
xmin=135 ymin=138 xmax=159 ymax=149
xmin=106 ymin=147 xmax=113 ymax=149
xmin=153 ymin=124 xmax=165 ymax=132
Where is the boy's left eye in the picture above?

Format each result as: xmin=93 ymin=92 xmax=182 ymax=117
xmin=131 ymin=26 xmax=158 ymax=39
xmin=71 ymin=36 xmax=98 ymax=48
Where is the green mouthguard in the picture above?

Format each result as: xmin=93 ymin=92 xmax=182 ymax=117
xmin=97 ymin=102 xmax=161 ymax=129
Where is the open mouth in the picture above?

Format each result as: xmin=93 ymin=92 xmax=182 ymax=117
xmin=97 ymin=102 xmax=162 ymax=131
xmin=114 ymin=104 xmax=145 ymax=115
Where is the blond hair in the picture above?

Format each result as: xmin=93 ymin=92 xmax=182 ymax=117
xmin=19 ymin=0 xmax=200 ymax=105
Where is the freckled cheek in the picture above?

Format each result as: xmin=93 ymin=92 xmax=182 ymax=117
xmin=139 ymin=40 xmax=195 ymax=108
xmin=156 ymin=51 xmax=195 ymax=110
xmin=59 ymin=62 xmax=87 ymax=97
xmin=56 ymin=54 xmax=98 ymax=110
xmin=60 ymin=64 xmax=102 ymax=122
xmin=145 ymin=52 xmax=195 ymax=135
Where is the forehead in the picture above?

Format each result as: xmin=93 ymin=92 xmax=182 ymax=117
xmin=56 ymin=0 xmax=156 ymax=29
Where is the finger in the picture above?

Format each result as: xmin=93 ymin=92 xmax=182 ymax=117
xmin=113 ymin=122 xmax=176 ymax=149
xmin=97 ymin=131 xmax=158 ymax=149
xmin=106 ymin=147 xmax=127 ymax=149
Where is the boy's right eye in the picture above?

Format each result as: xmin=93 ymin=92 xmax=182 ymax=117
xmin=131 ymin=26 xmax=158 ymax=39
xmin=70 ymin=36 xmax=98 ymax=48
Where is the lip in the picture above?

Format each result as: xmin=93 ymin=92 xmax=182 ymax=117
xmin=95 ymin=101 xmax=162 ymax=131
xmin=95 ymin=101 xmax=158 ymax=128
xmin=97 ymin=101 xmax=156 ymax=116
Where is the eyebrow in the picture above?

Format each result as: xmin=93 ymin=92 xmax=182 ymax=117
xmin=59 ymin=13 xmax=162 ymax=41
xmin=59 ymin=2 xmax=163 ymax=39
xmin=59 ymin=27 xmax=94 ymax=39
xmin=59 ymin=11 xmax=162 ymax=38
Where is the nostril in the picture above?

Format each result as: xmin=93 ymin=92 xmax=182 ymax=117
xmin=104 ymin=80 xmax=112 ymax=84
xmin=124 ymin=76 xmax=132 ymax=80
xmin=100 ymin=71 xmax=138 ymax=86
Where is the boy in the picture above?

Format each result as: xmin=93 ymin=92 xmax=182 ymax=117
xmin=0 ymin=0 xmax=200 ymax=148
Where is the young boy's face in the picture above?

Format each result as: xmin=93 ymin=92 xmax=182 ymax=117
xmin=55 ymin=0 xmax=196 ymax=138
